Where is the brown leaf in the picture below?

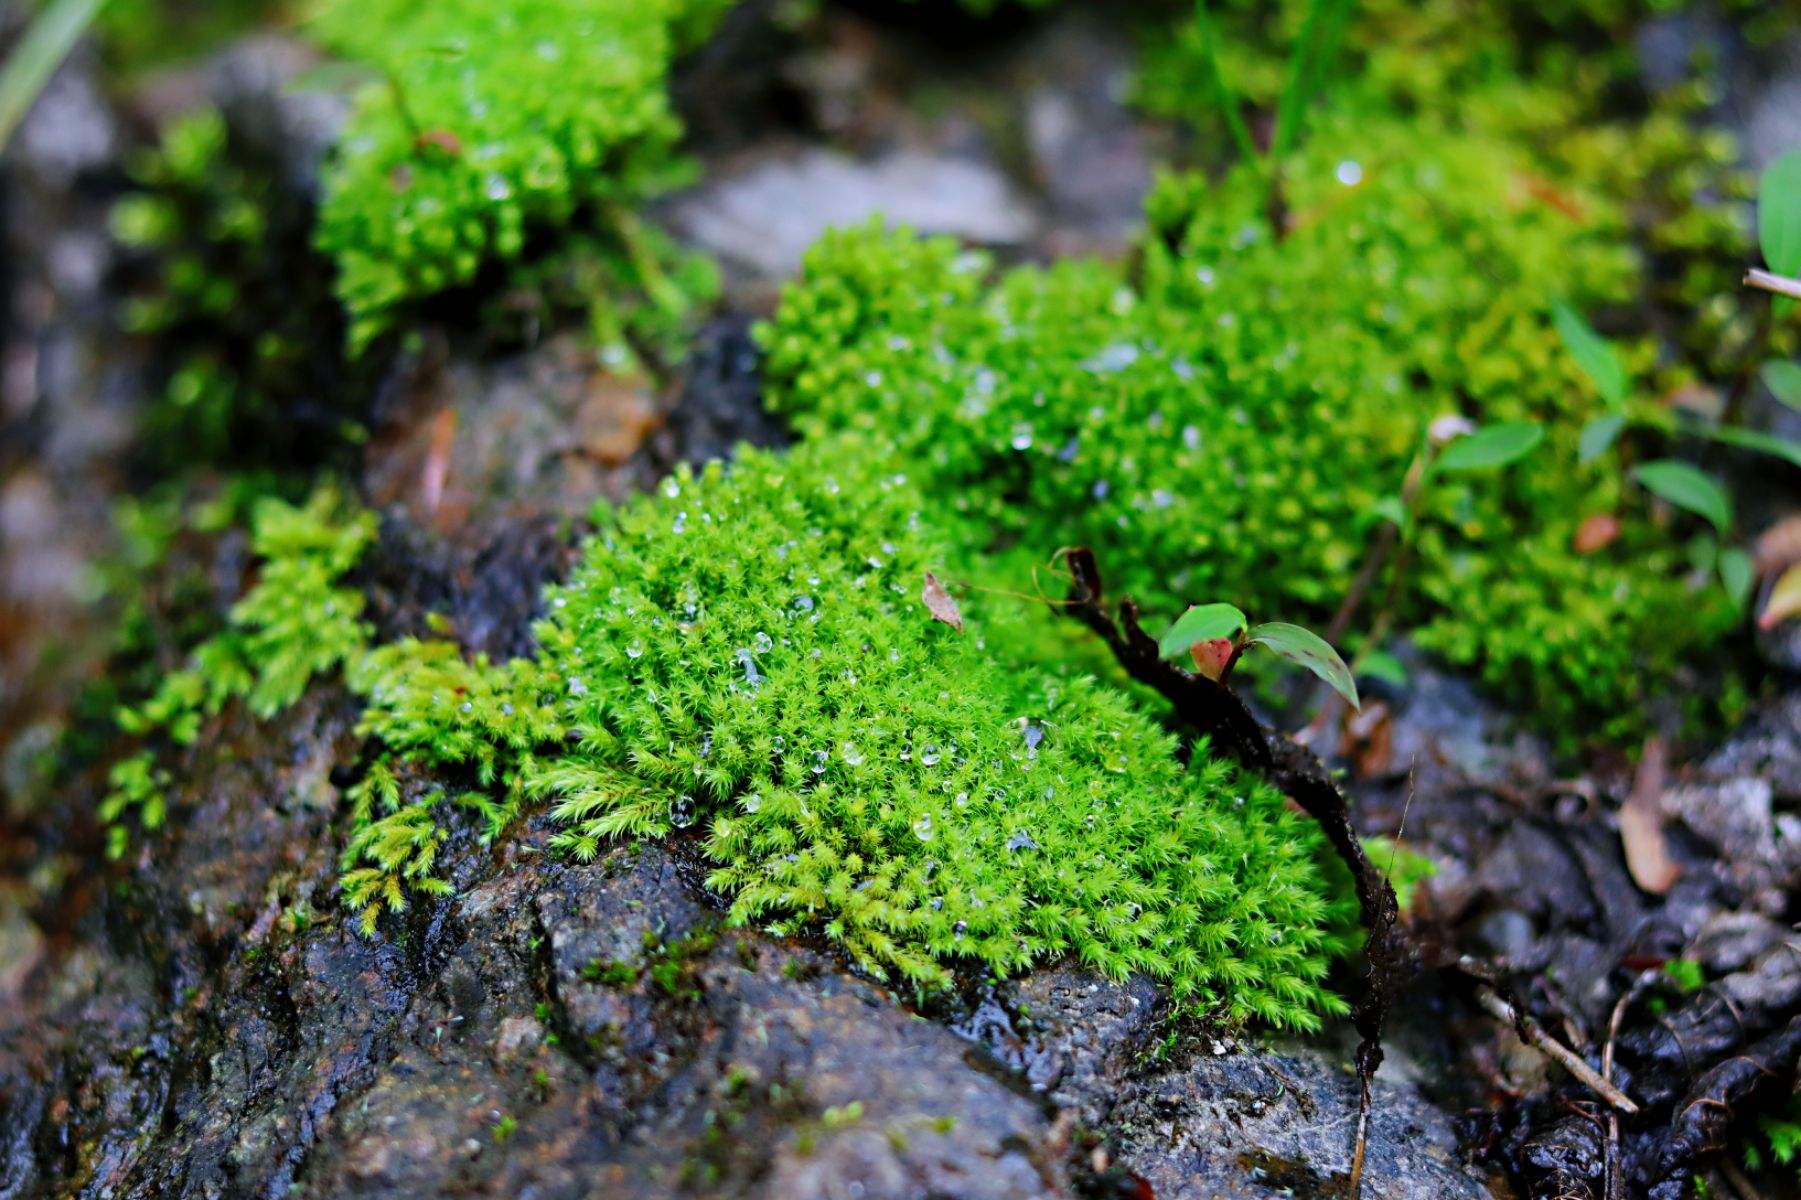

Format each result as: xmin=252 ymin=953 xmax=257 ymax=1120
xmin=1758 ymin=562 xmax=1801 ymax=630
xmin=921 ymin=572 xmax=963 ymax=633
xmin=1620 ymin=737 xmax=1679 ymax=895
xmin=1572 ymin=513 xmax=1621 ymax=555
xmin=415 ymin=128 xmax=463 ymax=156
xmin=1753 ymin=514 xmax=1801 ymax=575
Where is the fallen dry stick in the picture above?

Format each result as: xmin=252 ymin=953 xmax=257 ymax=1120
xmin=1473 ymin=982 xmax=1641 ymax=1114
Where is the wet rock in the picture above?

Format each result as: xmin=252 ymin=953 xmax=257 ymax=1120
xmin=1020 ymin=15 xmax=1158 ymax=256
xmin=669 ymin=147 xmax=1034 ymax=284
xmin=9 ymin=50 xmax=117 ymax=188
xmin=1106 ymin=1034 xmax=1496 ymax=1199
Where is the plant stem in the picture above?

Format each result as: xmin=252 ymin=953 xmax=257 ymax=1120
xmin=0 ymin=0 xmax=105 ymax=151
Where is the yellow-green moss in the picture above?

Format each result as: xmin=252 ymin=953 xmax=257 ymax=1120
xmin=310 ymin=0 xmax=724 ymax=358
xmin=758 ymin=115 xmax=1740 ymax=743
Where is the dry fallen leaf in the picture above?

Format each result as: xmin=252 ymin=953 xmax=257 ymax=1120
xmin=1572 ymin=513 xmax=1621 ymax=555
xmin=921 ymin=572 xmax=963 ymax=632
xmin=1753 ymin=514 xmax=1801 ymax=575
xmin=1758 ymin=562 xmax=1801 ymax=630
xmin=1620 ymin=737 xmax=1679 ymax=896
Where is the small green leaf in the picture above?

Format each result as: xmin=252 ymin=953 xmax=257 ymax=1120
xmin=1433 ymin=422 xmax=1545 ymax=473
xmin=1552 ymin=301 xmax=1628 ymax=409
xmin=1718 ymin=547 xmax=1755 ymax=608
xmin=1689 ymin=421 xmax=1801 ymax=470
xmin=1578 ymin=414 xmax=1627 ymax=464
xmin=1246 ymin=621 xmax=1359 ymax=710
xmin=1633 ymin=460 xmax=1732 ymax=532
xmin=1758 ymin=147 xmax=1801 ymax=276
xmin=1158 ymin=603 xmax=1247 ymax=661
xmin=1759 ymin=361 xmax=1801 ymax=411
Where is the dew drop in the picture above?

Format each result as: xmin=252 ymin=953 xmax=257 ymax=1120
xmin=840 ymin=742 xmax=865 ymax=766
xmin=810 ymin=749 xmax=829 ymax=775
xmin=1006 ymin=830 xmax=1039 ymax=853
xmin=919 ymin=743 xmax=941 ymax=766
xmin=625 ymin=641 xmax=644 ymax=659
xmin=752 ymin=631 xmax=774 ymax=654
xmin=742 ymin=794 xmax=762 ymax=814
xmin=953 ymin=921 xmax=968 ymax=940
xmin=669 ymin=796 xmax=696 ymax=828
xmin=911 ymin=814 xmax=935 ymax=842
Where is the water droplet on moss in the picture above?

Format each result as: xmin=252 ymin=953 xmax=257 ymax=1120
xmin=919 ymin=744 xmax=941 ymax=766
xmin=625 ymin=642 xmax=644 ymax=659
xmin=953 ymin=921 xmax=968 ymax=940
xmin=1010 ymin=423 xmax=1034 ymax=451
xmin=1006 ymin=830 xmax=1038 ymax=852
xmin=742 ymin=794 xmax=761 ymax=814
xmin=810 ymin=749 xmax=828 ymax=775
xmin=669 ymin=796 xmax=696 ymax=828
xmin=840 ymin=742 xmax=864 ymax=766
xmin=911 ymin=814 xmax=934 ymax=841
xmin=752 ymin=631 xmax=773 ymax=654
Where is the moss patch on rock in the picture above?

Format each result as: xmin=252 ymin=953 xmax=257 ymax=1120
xmin=758 ymin=115 xmax=1741 ymax=743
xmin=310 ymin=0 xmax=724 ymax=357
xmin=338 ymin=439 xmax=1352 ymax=1025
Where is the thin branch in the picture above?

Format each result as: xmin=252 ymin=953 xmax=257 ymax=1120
xmin=1472 ymin=982 xmax=1641 ymax=1114
xmin=1060 ymin=547 xmax=1409 ymax=1200
xmin=1744 ymin=268 xmax=1801 ymax=301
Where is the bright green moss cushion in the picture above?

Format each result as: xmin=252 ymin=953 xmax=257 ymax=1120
xmin=312 ymin=0 xmax=721 ymax=350
xmin=759 ymin=115 xmax=1738 ymax=744
xmin=509 ymin=438 xmax=1350 ymax=1023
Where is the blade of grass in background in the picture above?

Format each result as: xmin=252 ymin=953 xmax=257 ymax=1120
xmin=1271 ymin=0 xmax=1356 ymax=157
xmin=1191 ymin=0 xmax=1259 ymax=163
xmin=0 ymin=0 xmax=105 ymax=152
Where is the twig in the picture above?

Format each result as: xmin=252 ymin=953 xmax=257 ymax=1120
xmin=1473 ymin=983 xmax=1641 ymax=1114
xmin=1719 ymin=1159 xmax=1767 ymax=1200
xmin=1745 ymin=268 xmax=1801 ymax=301
xmin=1060 ymin=548 xmax=1409 ymax=1200
xmin=1602 ymin=978 xmax=1642 ymax=1200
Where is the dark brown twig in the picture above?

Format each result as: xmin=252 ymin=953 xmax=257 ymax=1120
xmin=1059 ymin=547 xmax=1409 ymax=1198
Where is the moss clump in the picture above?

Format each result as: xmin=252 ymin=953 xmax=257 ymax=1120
xmin=339 ymin=641 xmax=562 ymax=930
xmin=342 ymin=438 xmax=1349 ymax=1024
xmin=110 ymin=108 xmax=361 ymax=469
xmin=516 ymin=439 xmax=1347 ymax=1020
xmin=102 ymin=485 xmax=376 ymax=856
xmin=310 ymin=0 xmax=724 ymax=357
xmin=758 ymin=114 xmax=1740 ymax=743
xmin=1135 ymin=0 xmax=1787 ymax=386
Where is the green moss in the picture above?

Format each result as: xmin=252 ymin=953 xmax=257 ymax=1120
xmin=310 ymin=0 xmax=724 ymax=358
xmin=101 ymin=485 xmax=376 ymax=857
xmin=1135 ymin=0 xmax=1788 ymax=385
xmin=757 ymin=112 xmax=1740 ymax=744
xmin=111 ymin=108 xmax=364 ymax=470
xmin=340 ymin=438 xmax=1351 ymax=1024
xmin=339 ymin=642 xmax=561 ymax=930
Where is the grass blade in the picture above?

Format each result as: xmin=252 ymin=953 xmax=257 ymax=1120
xmin=0 ymin=0 xmax=105 ymax=151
